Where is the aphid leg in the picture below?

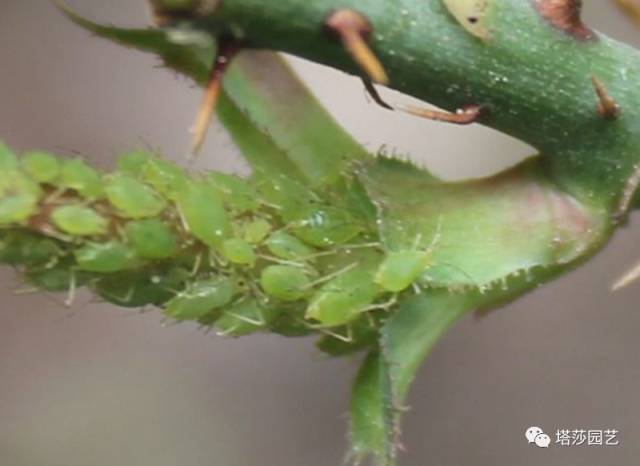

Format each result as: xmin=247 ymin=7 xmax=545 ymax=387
xmin=424 ymin=215 xmax=443 ymax=253
xmin=362 ymin=78 xmax=393 ymax=110
xmin=217 ymin=325 xmax=240 ymax=337
xmin=305 ymin=261 xmax=359 ymax=289
xmin=591 ymin=76 xmax=620 ymax=119
xmin=225 ymin=307 xmax=266 ymax=326
xmin=325 ymin=9 xmax=389 ymax=85
xmin=361 ymin=294 xmax=398 ymax=312
xmin=400 ymin=104 xmax=483 ymax=125
xmin=315 ymin=325 xmax=354 ymax=343
xmin=191 ymin=37 xmax=241 ymax=155
xmin=64 ymin=270 xmax=77 ymax=307
xmin=43 ymin=186 xmax=67 ymax=204
xmin=190 ymin=252 xmax=203 ymax=277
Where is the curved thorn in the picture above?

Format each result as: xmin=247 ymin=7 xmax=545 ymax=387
xmin=400 ymin=104 xmax=482 ymax=125
xmin=362 ymin=78 xmax=393 ymax=110
xmin=325 ymin=9 xmax=389 ymax=85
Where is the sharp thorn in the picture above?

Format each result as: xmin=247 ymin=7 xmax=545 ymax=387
xmin=362 ymin=78 xmax=393 ymax=110
xmin=615 ymin=0 xmax=640 ymax=26
xmin=190 ymin=38 xmax=240 ymax=155
xmin=591 ymin=75 xmax=620 ymax=119
xmin=326 ymin=9 xmax=389 ymax=85
xmin=400 ymin=104 xmax=482 ymax=125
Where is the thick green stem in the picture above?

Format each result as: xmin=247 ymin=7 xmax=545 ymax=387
xmin=155 ymin=0 xmax=640 ymax=212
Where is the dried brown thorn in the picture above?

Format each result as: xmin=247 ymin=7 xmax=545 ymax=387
xmin=325 ymin=9 xmax=389 ymax=85
xmin=400 ymin=104 xmax=483 ymax=125
xmin=191 ymin=38 xmax=241 ymax=155
xmin=362 ymin=78 xmax=393 ymax=110
xmin=534 ymin=0 xmax=594 ymax=40
xmin=615 ymin=0 xmax=640 ymax=27
xmin=591 ymin=76 xmax=621 ymax=120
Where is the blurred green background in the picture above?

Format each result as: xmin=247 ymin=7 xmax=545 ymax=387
xmin=1 ymin=1 xmax=640 ymax=465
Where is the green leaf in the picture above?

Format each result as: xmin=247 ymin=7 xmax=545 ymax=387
xmin=358 ymin=156 xmax=610 ymax=290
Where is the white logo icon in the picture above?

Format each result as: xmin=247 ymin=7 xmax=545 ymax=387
xmin=525 ymin=426 xmax=544 ymax=444
xmin=535 ymin=433 xmax=551 ymax=448
xmin=525 ymin=426 xmax=549 ymax=448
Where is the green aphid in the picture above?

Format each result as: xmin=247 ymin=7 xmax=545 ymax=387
xmin=125 ymin=219 xmax=178 ymax=259
xmin=27 ymin=259 xmax=94 ymax=292
xmin=222 ymin=238 xmax=256 ymax=265
xmin=0 ymin=231 xmax=61 ymax=266
xmin=306 ymin=268 xmax=380 ymax=327
xmin=95 ymin=267 xmax=188 ymax=308
xmin=116 ymin=150 xmax=152 ymax=177
xmin=208 ymin=172 xmax=259 ymax=213
xmin=269 ymin=311 xmax=314 ymax=337
xmin=256 ymin=174 xmax=318 ymax=221
xmin=75 ymin=241 xmax=142 ymax=273
xmin=21 ymin=151 xmax=61 ymax=183
xmin=164 ymin=276 xmax=234 ymax=321
xmin=177 ymin=180 xmax=231 ymax=250
xmin=260 ymin=265 xmax=310 ymax=302
xmin=215 ymin=299 xmax=280 ymax=337
xmin=60 ymin=159 xmax=104 ymax=199
xmin=105 ymin=173 xmax=166 ymax=219
xmin=265 ymin=231 xmax=314 ymax=261
xmin=375 ymin=250 xmax=431 ymax=292
xmin=0 ymin=142 xmax=19 ymax=173
xmin=142 ymin=157 xmax=187 ymax=199
xmin=291 ymin=205 xmax=361 ymax=248
xmin=243 ymin=219 xmax=272 ymax=244
xmin=0 ymin=173 xmax=42 ymax=224
xmin=51 ymin=205 xmax=108 ymax=236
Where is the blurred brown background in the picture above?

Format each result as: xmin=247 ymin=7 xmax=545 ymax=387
xmin=1 ymin=1 xmax=640 ymax=465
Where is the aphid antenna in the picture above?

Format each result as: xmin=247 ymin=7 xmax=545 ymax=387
xmin=305 ymin=262 xmax=359 ymax=289
xmin=256 ymin=254 xmax=308 ymax=269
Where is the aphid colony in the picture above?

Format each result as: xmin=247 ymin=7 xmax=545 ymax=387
xmin=0 ymin=143 xmax=438 ymax=352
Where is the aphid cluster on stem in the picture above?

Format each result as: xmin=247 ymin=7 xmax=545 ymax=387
xmin=0 ymin=142 xmax=446 ymax=353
